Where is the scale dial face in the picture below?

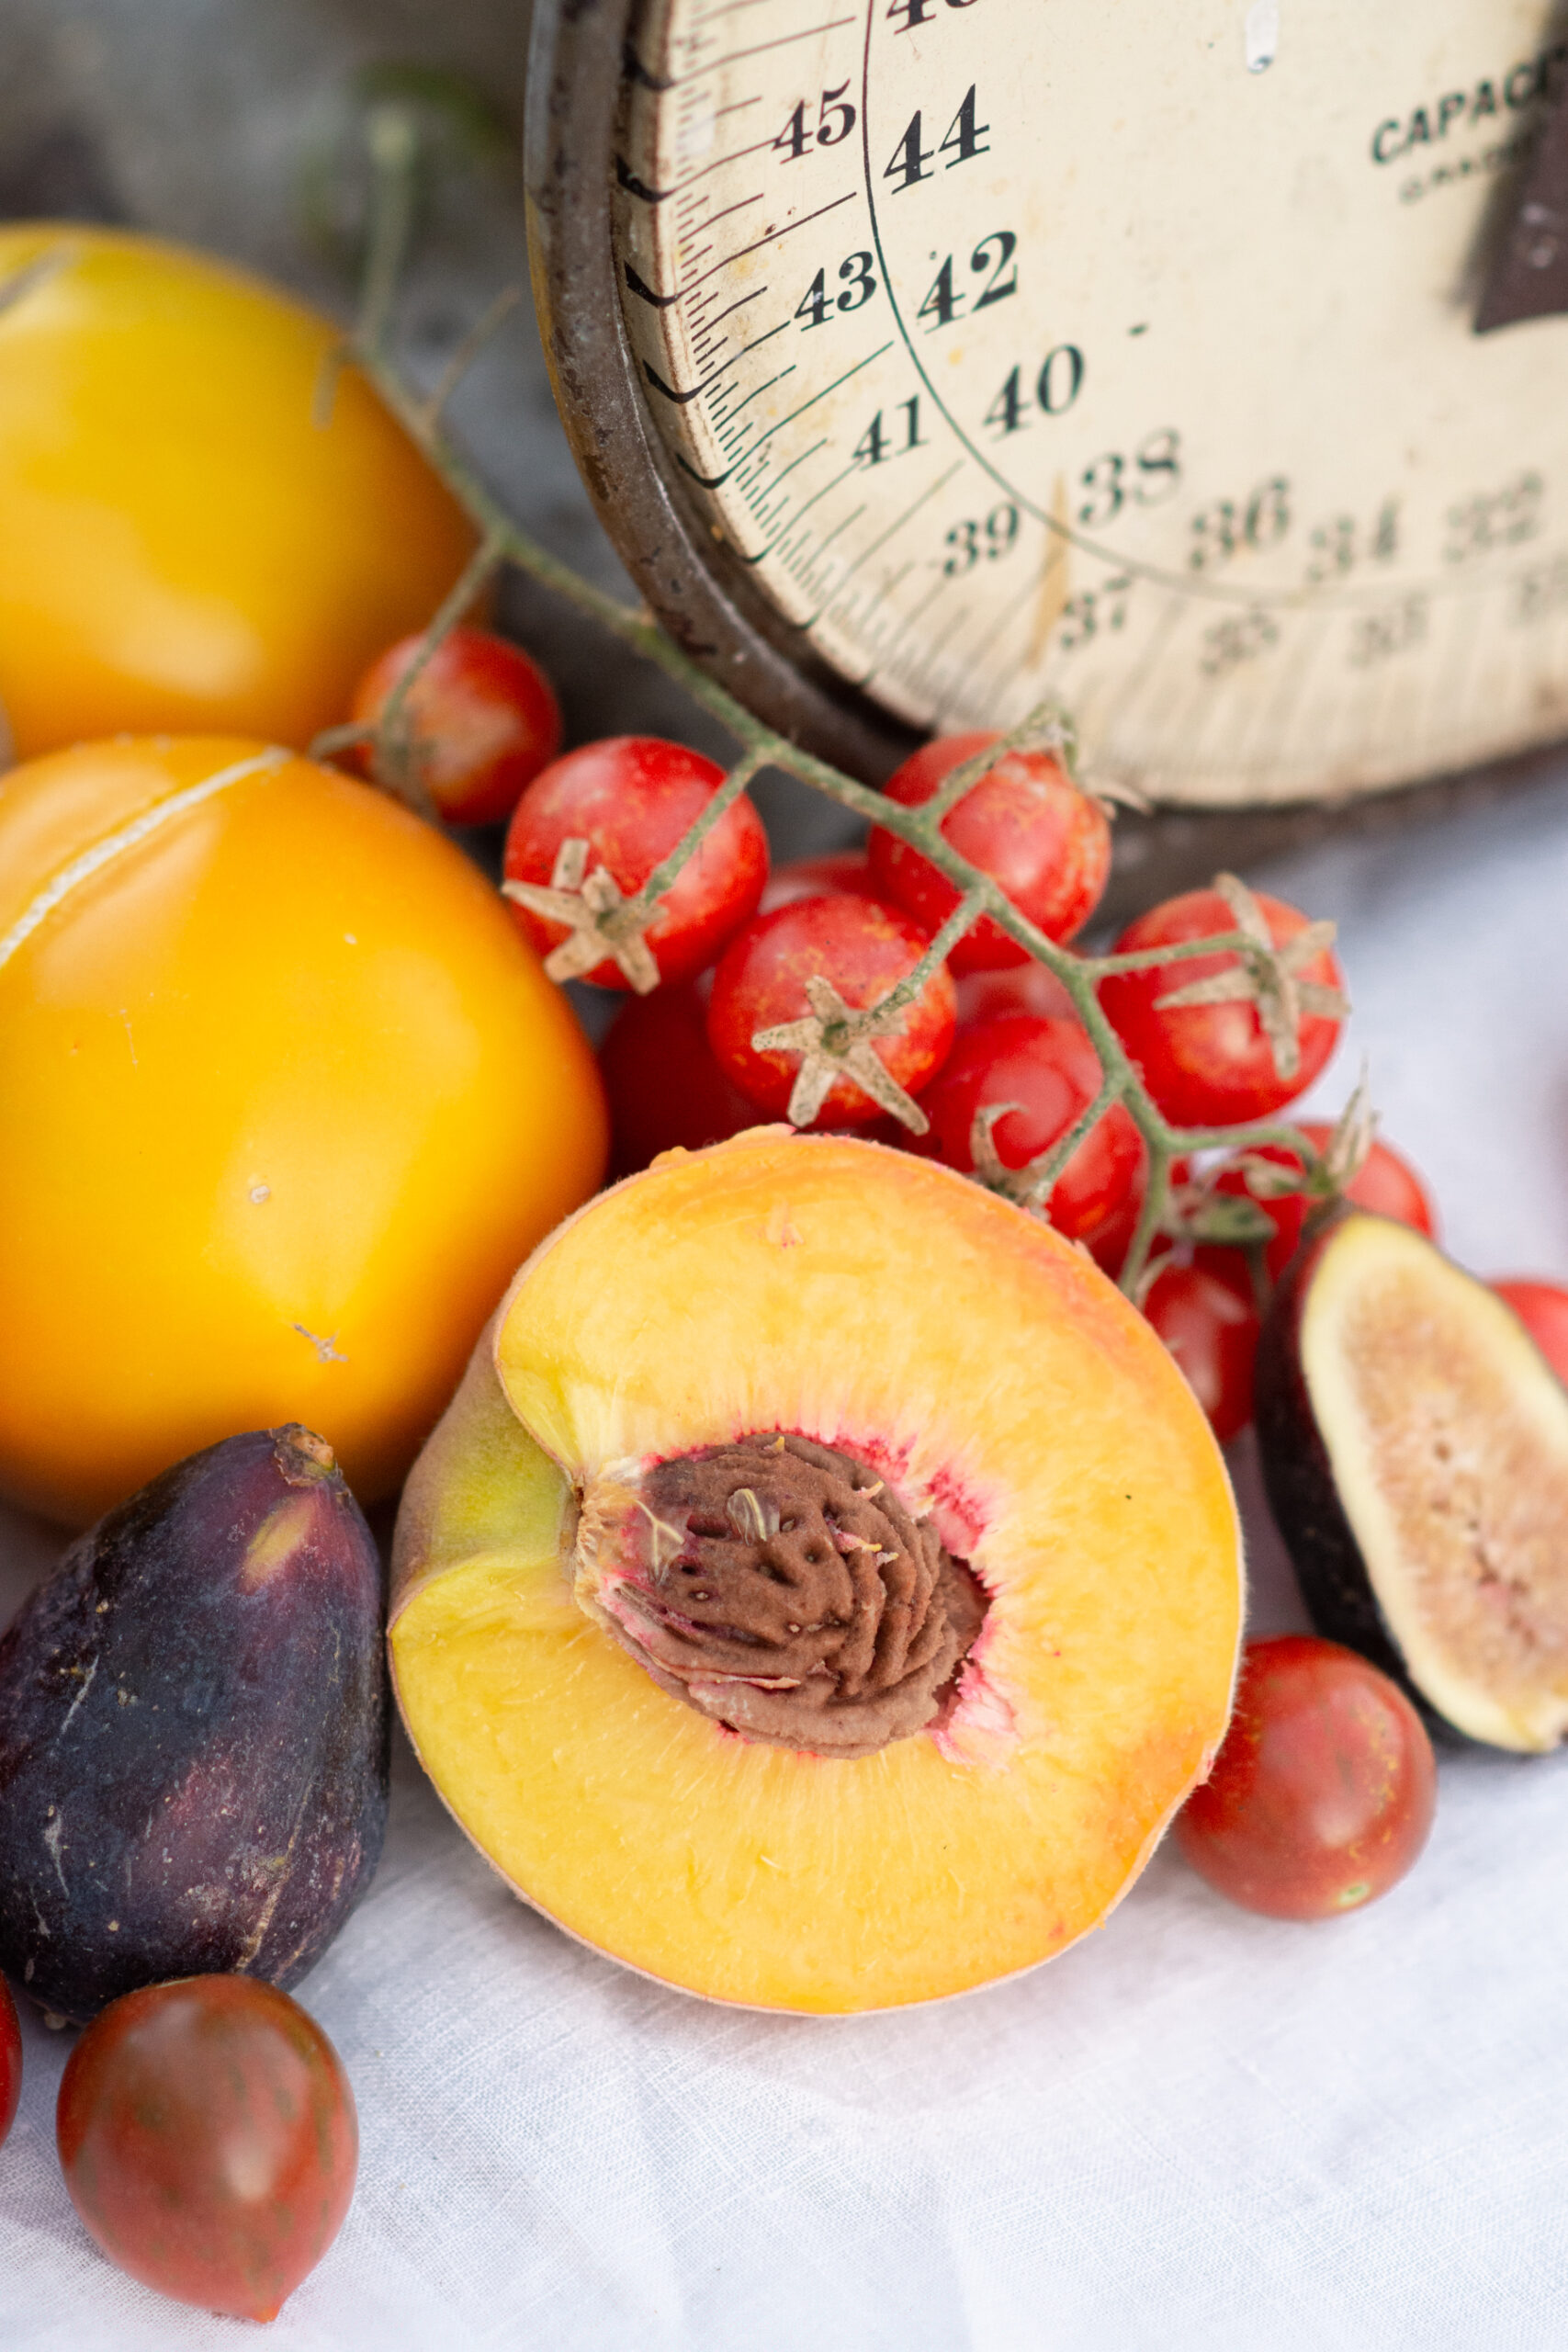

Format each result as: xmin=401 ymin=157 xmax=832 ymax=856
xmin=609 ymin=0 xmax=1568 ymax=806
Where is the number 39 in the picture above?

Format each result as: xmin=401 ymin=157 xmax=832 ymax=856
xmin=943 ymin=503 xmax=1020 ymax=575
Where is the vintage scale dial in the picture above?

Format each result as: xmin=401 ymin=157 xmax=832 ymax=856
xmin=529 ymin=0 xmax=1568 ymax=806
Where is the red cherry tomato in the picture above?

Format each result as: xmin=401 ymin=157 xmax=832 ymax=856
xmin=1176 ymin=1635 xmax=1437 ymax=1920
xmin=760 ymin=850 xmax=880 ymax=911
xmin=1142 ymin=1250 xmax=1260 ymax=1442
xmin=504 ymin=737 xmax=769 ymax=989
xmin=348 ymin=625 xmax=561 ymax=826
xmin=57 ymin=1975 xmax=356 ymax=2322
xmin=868 ymin=733 xmax=1111 ymax=971
xmin=0 ymin=1975 xmax=19 ymax=2147
xmin=1492 ymin=1279 xmax=1568 ymax=1386
xmin=912 ymin=1012 xmax=1144 ymax=1257
xmin=954 ymin=958 xmax=1078 ymax=1025
xmin=599 ymin=977 xmax=761 ymax=1175
xmin=1100 ymin=887 xmax=1345 ymax=1127
xmin=708 ymin=892 xmax=956 ymax=1126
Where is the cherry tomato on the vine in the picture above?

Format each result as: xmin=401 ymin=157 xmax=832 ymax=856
xmin=1218 ymin=1122 xmax=1438 ymax=1282
xmin=912 ymin=1012 xmax=1144 ymax=1260
xmin=954 ymin=958 xmax=1078 ymax=1026
xmin=1100 ymin=887 xmax=1345 ymax=1127
xmin=1492 ymin=1279 xmax=1568 ymax=1387
xmin=707 ymin=892 xmax=956 ymax=1126
xmin=868 ymin=733 xmax=1111 ymax=972
xmin=348 ymin=625 xmax=561 ymax=826
xmin=56 ymin=1975 xmax=357 ymax=2323
xmin=760 ymin=849 xmax=882 ymax=911
xmin=0 ymin=1974 xmax=19 ymax=2148
xmin=504 ymin=737 xmax=769 ymax=989
xmin=1142 ymin=1250 xmax=1260 ymax=1443
xmin=1176 ymin=1635 xmax=1437 ymax=1920
xmin=599 ymin=977 xmax=760 ymax=1175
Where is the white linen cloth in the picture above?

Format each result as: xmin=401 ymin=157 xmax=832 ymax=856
xmin=3 ymin=758 xmax=1568 ymax=2352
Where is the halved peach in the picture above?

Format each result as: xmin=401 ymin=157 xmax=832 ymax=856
xmin=390 ymin=1133 xmax=1242 ymax=2011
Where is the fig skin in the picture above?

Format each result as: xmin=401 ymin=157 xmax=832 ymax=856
xmin=1255 ymin=1209 xmax=1470 ymax=1742
xmin=0 ymin=1427 xmax=388 ymax=2022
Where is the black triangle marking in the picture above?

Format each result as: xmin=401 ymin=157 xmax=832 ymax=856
xmin=624 ymin=262 xmax=681 ymax=309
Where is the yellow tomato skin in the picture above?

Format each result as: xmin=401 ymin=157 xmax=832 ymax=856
xmin=0 ymin=738 xmax=609 ymax=1523
xmin=0 ymin=226 xmax=477 ymax=759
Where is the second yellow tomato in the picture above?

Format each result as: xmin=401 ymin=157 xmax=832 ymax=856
xmin=0 ymin=736 xmax=608 ymax=1524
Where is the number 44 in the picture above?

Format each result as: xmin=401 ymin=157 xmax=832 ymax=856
xmin=885 ymin=87 xmax=988 ymax=193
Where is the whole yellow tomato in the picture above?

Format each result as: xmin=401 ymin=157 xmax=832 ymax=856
xmin=0 ymin=226 xmax=476 ymax=760
xmin=0 ymin=737 xmax=608 ymax=1523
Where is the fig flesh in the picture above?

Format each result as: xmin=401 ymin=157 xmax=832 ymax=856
xmin=1256 ymin=1210 xmax=1568 ymax=1751
xmin=0 ymin=1427 xmax=388 ymax=2021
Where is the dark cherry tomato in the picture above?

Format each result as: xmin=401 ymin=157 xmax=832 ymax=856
xmin=1493 ymin=1279 xmax=1568 ymax=1386
xmin=348 ymin=625 xmax=561 ymax=826
xmin=1100 ymin=886 xmax=1345 ymax=1127
xmin=708 ymin=892 xmax=956 ymax=1126
xmin=1142 ymin=1250 xmax=1260 ymax=1442
xmin=912 ymin=1012 xmax=1144 ymax=1258
xmin=599 ymin=976 xmax=761 ymax=1176
xmin=504 ymin=736 xmax=769 ymax=989
xmin=1215 ymin=1121 xmax=1438 ymax=1282
xmin=0 ymin=1974 xmax=19 ymax=2148
xmin=57 ymin=1975 xmax=357 ymax=2323
xmin=760 ymin=849 xmax=881 ymax=911
xmin=1176 ymin=1635 xmax=1437 ymax=1920
xmin=868 ymin=732 xmax=1111 ymax=972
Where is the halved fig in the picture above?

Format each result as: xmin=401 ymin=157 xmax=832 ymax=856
xmin=1255 ymin=1209 xmax=1568 ymax=1752
xmin=390 ymin=1132 xmax=1241 ymax=2012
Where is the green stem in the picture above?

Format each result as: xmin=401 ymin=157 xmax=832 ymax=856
xmin=419 ymin=284 xmax=523 ymax=434
xmin=864 ymin=888 xmax=988 ymax=1030
xmin=1018 ymin=1073 xmax=1126 ymax=1206
xmin=370 ymin=526 xmax=507 ymax=814
xmin=1086 ymin=933 xmax=1258 ymax=978
xmin=920 ymin=703 xmax=1074 ymax=823
xmin=626 ymin=746 xmax=768 ymax=920
xmin=357 ymin=103 xmax=423 ymax=364
xmin=1119 ymin=1134 xmax=1175 ymax=1297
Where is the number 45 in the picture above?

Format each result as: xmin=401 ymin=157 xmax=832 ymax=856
xmin=774 ymin=85 xmax=857 ymax=160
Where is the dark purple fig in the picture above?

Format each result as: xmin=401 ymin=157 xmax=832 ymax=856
xmin=0 ymin=1427 xmax=387 ymax=2021
xmin=1255 ymin=1207 xmax=1568 ymax=1753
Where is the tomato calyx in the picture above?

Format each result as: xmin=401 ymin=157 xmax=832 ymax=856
xmin=503 ymin=834 xmax=663 ymax=991
xmin=965 ymin=1090 xmax=1108 ymax=1215
xmin=751 ymin=971 xmax=931 ymax=1132
xmin=1150 ymin=872 xmax=1350 ymax=1085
